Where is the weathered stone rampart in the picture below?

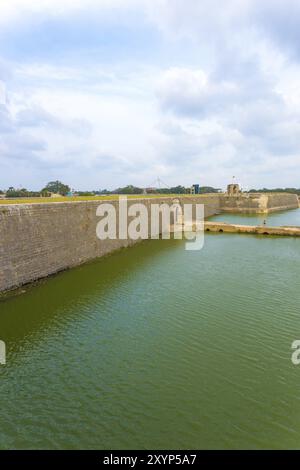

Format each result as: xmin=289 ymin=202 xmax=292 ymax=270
xmin=0 ymin=195 xmax=220 ymax=293
xmin=0 ymin=192 xmax=298 ymax=294
xmin=219 ymin=193 xmax=299 ymax=213
xmin=266 ymin=193 xmax=300 ymax=212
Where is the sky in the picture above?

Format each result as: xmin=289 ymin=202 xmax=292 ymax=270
xmin=0 ymin=0 xmax=300 ymax=191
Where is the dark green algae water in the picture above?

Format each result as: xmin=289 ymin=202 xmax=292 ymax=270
xmin=0 ymin=209 xmax=300 ymax=449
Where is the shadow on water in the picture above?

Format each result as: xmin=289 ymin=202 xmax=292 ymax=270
xmin=0 ymin=238 xmax=184 ymax=358
xmin=1 ymin=224 xmax=300 ymax=449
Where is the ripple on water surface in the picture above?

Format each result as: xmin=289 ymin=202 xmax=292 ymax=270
xmin=0 ymin=218 xmax=300 ymax=449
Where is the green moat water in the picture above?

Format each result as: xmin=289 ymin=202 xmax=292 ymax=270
xmin=209 ymin=207 xmax=300 ymax=226
xmin=0 ymin=209 xmax=300 ymax=449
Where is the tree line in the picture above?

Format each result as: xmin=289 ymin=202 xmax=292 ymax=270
xmin=248 ymin=187 xmax=300 ymax=196
xmin=1 ymin=181 xmax=299 ymax=198
xmin=0 ymin=181 xmax=71 ymax=198
xmin=0 ymin=182 xmax=221 ymax=198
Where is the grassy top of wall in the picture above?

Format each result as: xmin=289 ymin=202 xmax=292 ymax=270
xmin=0 ymin=193 xmax=220 ymax=205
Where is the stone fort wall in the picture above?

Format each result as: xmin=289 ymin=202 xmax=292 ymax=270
xmin=0 ymin=192 xmax=298 ymax=294
xmin=219 ymin=193 xmax=299 ymax=214
xmin=0 ymin=195 xmax=220 ymax=293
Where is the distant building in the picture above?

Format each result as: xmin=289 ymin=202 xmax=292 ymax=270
xmin=227 ymin=183 xmax=241 ymax=196
xmin=67 ymin=189 xmax=78 ymax=197
xmin=190 ymin=184 xmax=200 ymax=195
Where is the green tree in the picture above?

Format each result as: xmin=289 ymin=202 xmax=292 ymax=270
xmin=114 ymin=185 xmax=143 ymax=194
xmin=6 ymin=187 xmax=30 ymax=197
xmin=170 ymin=185 xmax=187 ymax=194
xmin=42 ymin=181 xmax=70 ymax=196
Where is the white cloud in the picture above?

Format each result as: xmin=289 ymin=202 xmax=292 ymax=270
xmin=0 ymin=0 xmax=300 ymax=189
xmin=0 ymin=0 xmax=205 ymax=26
xmin=0 ymin=60 xmax=164 ymax=190
xmin=0 ymin=0 xmax=145 ymax=25
xmin=0 ymin=81 xmax=6 ymax=105
xmin=157 ymin=67 xmax=240 ymax=117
